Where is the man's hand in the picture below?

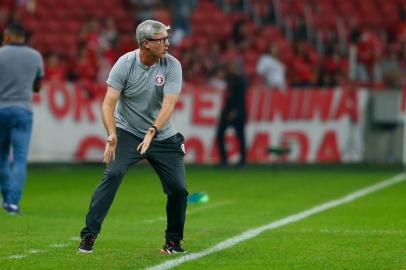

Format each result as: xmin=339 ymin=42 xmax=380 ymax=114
xmin=137 ymin=127 xmax=156 ymax=155
xmin=103 ymin=134 xmax=117 ymax=163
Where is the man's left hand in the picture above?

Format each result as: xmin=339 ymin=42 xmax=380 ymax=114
xmin=137 ymin=127 xmax=156 ymax=154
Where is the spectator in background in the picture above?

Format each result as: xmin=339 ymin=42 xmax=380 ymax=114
xmin=203 ymin=42 xmax=222 ymax=75
xmin=292 ymin=16 xmax=307 ymax=42
xmin=182 ymin=44 xmax=208 ymax=84
xmin=131 ymin=0 xmax=162 ymax=26
xmin=79 ymin=18 xmax=101 ymax=54
xmin=44 ymin=53 xmax=66 ymax=81
xmin=355 ymin=31 xmax=383 ymax=85
xmin=99 ymin=17 xmax=119 ymax=52
xmin=392 ymin=4 xmax=406 ymax=43
xmin=231 ymin=18 xmax=254 ymax=54
xmin=233 ymin=19 xmax=253 ymax=53
xmin=256 ymin=43 xmax=286 ymax=89
xmin=98 ymin=17 xmax=119 ymax=84
xmin=216 ymin=60 xmax=247 ymax=167
xmin=0 ymin=23 xmax=44 ymax=214
xmin=250 ymin=0 xmax=276 ymax=25
xmin=290 ymin=41 xmax=314 ymax=87
xmin=320 ymin=43 xmax=347 ymax=87
xmin=232 ymin=19 xmax=246 ymax=45
xmin=67 ymin=47 xmax=98 ymax=83
xmin=168 ymin=0 xmax=195 ymax=45
xmin=377 ymin=46 xmax=402 ymax=88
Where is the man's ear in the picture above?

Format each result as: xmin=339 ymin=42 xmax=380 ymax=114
xmin=143 ymin=40 xmax=150 ymax=50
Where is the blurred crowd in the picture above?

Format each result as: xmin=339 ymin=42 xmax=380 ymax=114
xmin=0 ymin=0 xmax=405 ymax=94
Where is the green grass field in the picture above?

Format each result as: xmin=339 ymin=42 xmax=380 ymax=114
xmin=1 ymin=165 xmax=406 ymax=270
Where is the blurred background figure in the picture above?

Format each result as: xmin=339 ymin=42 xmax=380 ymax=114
xmin=318 ymin=42 xmax=347 ymax=87
xmin=130 ymin=0 xmax=162 ymax=25
xmin=290 ymin=41 xmax=317 ymax=88
xmin=216 ymin=60 xmax=247 ymax=167
xmin=377 ymin=45 xmax=403 ymax=89
xmin=168 ymin=0 xmax=195 ymax=45
xmin=44 ymin=53 xmax=66 ymax=81
xmin=256 ymin=43 xmax=286 ymax=90
xmin=0 ymin=23 xmax=44 ymax=214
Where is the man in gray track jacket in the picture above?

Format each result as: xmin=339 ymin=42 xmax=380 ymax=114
xmin=78 ymin=20 xmax=188 ymax=254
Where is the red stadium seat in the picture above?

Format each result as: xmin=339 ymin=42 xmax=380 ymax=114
xmin=230 ymin=12 xmax=250 ymax=24
xmin=61 ymin=20 xmax=82 ymax=34
xmin=21 ymin=16 xmax=38 ymax=32
xmin=260 ymin=25 xmax=282 ymax=42
xmin=116 ymin=17 xmax=134 ymax=33
xmin=154 ymin=9 xmax=172 ymax=26
xmin=197 ymin=1 xmax=217 ymax=12
xmin=190 ymin=10 xmax=206 ymax=26
xmin=254 ymin=37 xmax=268 ymax=53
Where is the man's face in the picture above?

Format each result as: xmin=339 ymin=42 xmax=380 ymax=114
xmin=144 ymin=30 xmax=170 ymax=58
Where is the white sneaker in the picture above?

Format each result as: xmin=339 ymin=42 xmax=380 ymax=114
xmin=4 ymin=204 xmax=20 ymax=214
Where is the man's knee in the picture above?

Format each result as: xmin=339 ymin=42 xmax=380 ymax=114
xmin=168 ymin=190 xmax=188 ymax=199
xmin=167 ymin=183 xmax=188 ymax=197
xmin=104 ymin=167 xmax=126 ymax=181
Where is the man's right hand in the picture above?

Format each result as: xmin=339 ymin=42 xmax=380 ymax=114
xmin=103 ymin=134 xmax=117 ymax=163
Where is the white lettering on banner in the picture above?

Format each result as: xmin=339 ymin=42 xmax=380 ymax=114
xmin=29 ymin=83 xmax=368 ymax=163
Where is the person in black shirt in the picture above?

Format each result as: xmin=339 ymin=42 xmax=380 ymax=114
xmin=216 ymin=60 xmax=247 ymax=167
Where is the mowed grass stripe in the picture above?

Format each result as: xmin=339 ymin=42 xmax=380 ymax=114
xmin=145 ymin=172 xmax=406 ymax=270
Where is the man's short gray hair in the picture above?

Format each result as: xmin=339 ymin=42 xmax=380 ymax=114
xmin=136 ymin=20 xmax=170 ymax=46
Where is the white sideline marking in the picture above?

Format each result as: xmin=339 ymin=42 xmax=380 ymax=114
xmin=28 ymin=249 xmax=46 ymax=254
xmin=142 ymin=201 xmax=234 ymax=224
xmin=4 ymin=243 xmax=71 ymax=260
xmin=144 ymin=172 xmax=406 ymax=270
xmin=69 ymin=236 xmax=81 ymax=241
xmin=7 ymin=254 xmax=26 ymax=259
xmin=49 ymin=243 xmax=71 ymax=248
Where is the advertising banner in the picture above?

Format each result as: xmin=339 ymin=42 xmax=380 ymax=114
xmin=29 ymin=82 xmax=368 ymax=163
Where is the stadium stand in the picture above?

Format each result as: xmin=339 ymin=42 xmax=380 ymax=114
xmin=0 ymin=0 xmax=405 ymax=90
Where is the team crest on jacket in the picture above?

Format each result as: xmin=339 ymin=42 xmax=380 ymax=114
xmin=155 ymin=75 xmax=165 ymax=86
